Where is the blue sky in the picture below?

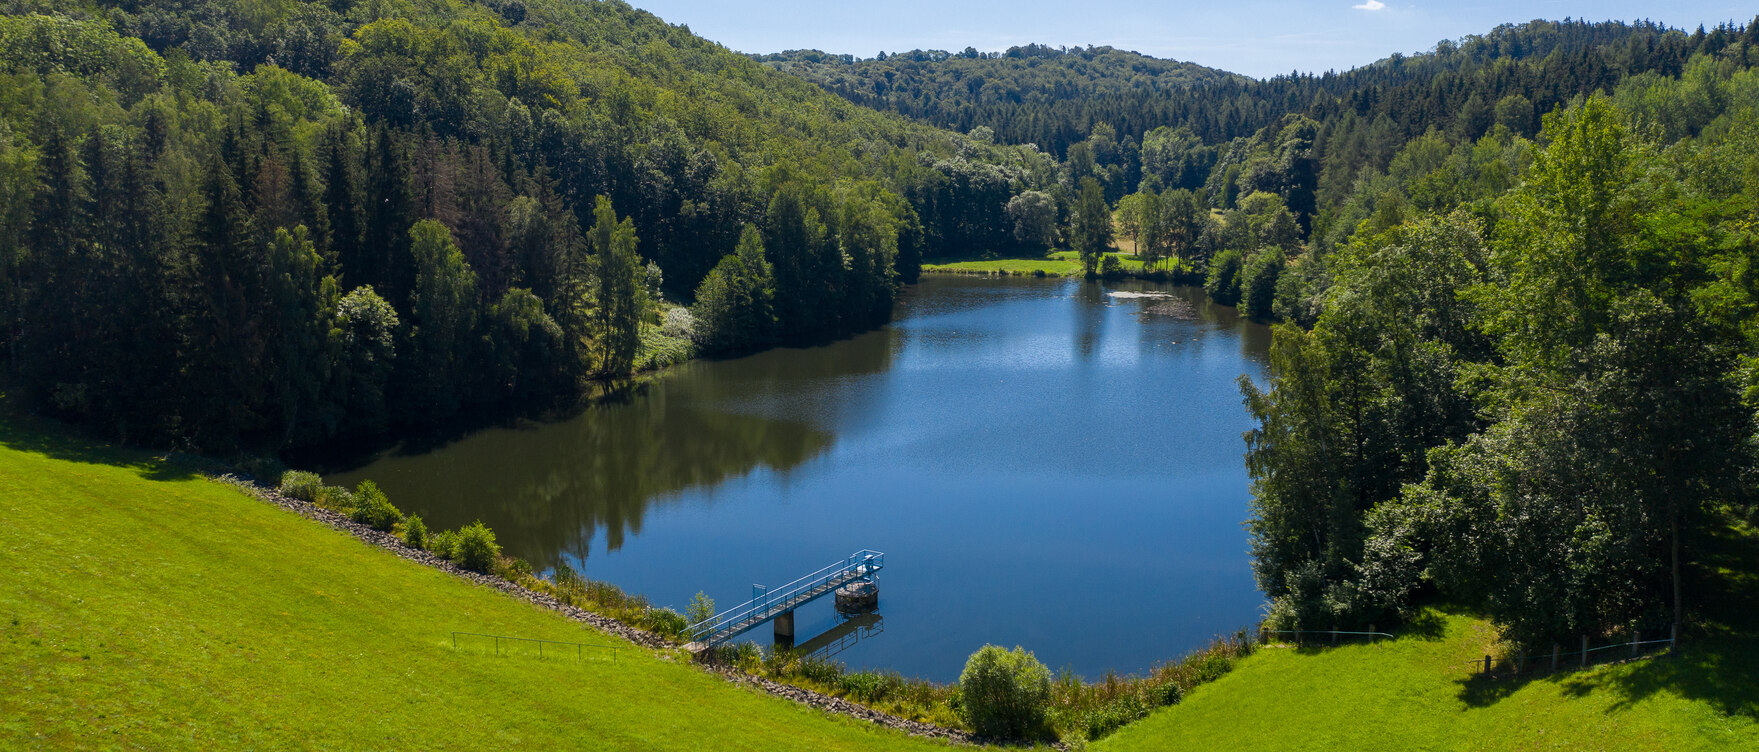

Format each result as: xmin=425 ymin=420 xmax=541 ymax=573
xmin=627 ymin=1 xmax=1754 ymax=78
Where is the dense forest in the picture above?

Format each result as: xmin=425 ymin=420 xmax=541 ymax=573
xmin=776 ymin=18 xmax=1759 ymax=648
xmin=5 ymin=0 xmax=1759 ymax=656
xmin=0 ymin=0 xmax=1063 ymax=451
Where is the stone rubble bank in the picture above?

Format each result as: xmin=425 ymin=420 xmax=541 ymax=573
xmin=218 ymin=475 xmax=983 ymax=746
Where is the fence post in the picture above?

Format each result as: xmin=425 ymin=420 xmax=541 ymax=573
xmin=1551 ymin=643 xmax=1559 ymax=672
xmin=1331 ymin=629 xmax=1338 ymax=646
xmin=1483 ymin=655 xmax=1492 ymax=676
xmin=1516 ymin=652 xmax=1524 ymax=676
xmin=1631 ymin=632 xmax=1639 ymax=659
xmin=1581 ymin=635 xmax=1588 ymax=669
xmin=1671 ymin=622 xmax=1679 ymax=654
xmin=1368 ymin=624 xmax=1375 ymax=644
xmin=539 ymin=640 xmax=543 ymax=660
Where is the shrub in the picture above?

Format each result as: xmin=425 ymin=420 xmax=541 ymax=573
xmin=314 ymin=485 xmax=357 ymax=512
xmin=402 ymin=515 xmax=427 ymax=549
xmin=660 ymin=306 xmax=696 ymax=339
xmin=685 ymin=591 xmax=715 ymax=626
xmin=959 ymin=644 xmax=1052 ymax=740
xmin=642 ymin=607 xmax=688 ymax=640
xmin=552 ymin=560 xmax=583 ymax=590
xmin=1154 ymin=680 xmax=1183 ymax=706
xmin=348 ymin=480 xmax=403 ymax=532
xmin=1099 ymin=254 xmax=1126 ymax=279
xmin=496 ymin=557 xmax=533 ymax=582
xmin=278 ymin=471 xmax=324 ymax=502
xmin=428 ymin=529 xmax=460 ymax=560
xmin=453 ymin=520 xmax=500 ymax=573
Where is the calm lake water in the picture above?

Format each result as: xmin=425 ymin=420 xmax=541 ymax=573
xmin=328 ymin=275 xmax=1272 ymax=681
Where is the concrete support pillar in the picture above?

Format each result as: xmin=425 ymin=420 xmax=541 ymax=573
xmin=774 ymin=610 xmax=795 ymax=647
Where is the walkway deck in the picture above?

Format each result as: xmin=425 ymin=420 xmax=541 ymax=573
xmin=686 ymin=550 xmax=884 ymax=648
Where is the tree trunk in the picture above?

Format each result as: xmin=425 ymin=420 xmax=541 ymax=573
xmin=1671 ymin=495 xmax=1682 ymax=628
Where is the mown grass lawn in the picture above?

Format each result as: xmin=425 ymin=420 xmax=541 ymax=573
xmin=0 ymin=415 xmax=950 ymax=751
xmin=1099 ymin=536 xmax=1759 ymax=752
xmin=922 ymin=251 xmax=1150 ymax=277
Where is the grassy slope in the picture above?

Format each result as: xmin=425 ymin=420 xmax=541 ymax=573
xmin=0 ymin=416 xmax=945 ymax=751
xmin=1100 ymin=547 xmax=1759 ymax=752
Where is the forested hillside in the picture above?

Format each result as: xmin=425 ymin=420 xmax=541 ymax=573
xmin=781 ymin=19 xmax=1759 ymax=655
xmin=757 ymin=44 xmax=1240 ymax=158
xmin=0 ymin=0 xmax=1059 ymax=451
xmin=6 ymin=0 xmax=1759 ymax=682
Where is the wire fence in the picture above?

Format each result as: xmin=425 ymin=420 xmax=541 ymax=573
xmin=451 ymin=631 xmax=621 ymax=664
xmin=1261 ymin=624 xmax=1680 ymax=681
xmin=1460 ymin=629 xmax=1677 ymax=680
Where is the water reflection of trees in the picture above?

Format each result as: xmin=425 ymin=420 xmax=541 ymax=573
xmin=332 ymin=327 xmax=897 ymax=569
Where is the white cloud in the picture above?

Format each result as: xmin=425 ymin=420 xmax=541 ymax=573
xmin=1353 ymin=0 xmax=1386 ymax=9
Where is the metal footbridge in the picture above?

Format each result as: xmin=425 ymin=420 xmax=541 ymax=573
xmin=685 ymin=550 xmax=884 ymax=648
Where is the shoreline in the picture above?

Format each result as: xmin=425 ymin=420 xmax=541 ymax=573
xmin=214 ymin=473 xmax=986 ymax=746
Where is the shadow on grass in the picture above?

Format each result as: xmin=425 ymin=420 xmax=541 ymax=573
xmin=1555 ymin=518 xmax=1759 ymax=720
xmin=1451 ymin=516 xmax=1759 ymax=719
xmin=1283 ymin=605 xmax=1456 ymax=657
xmin=0 ymin=396 xmax=201 ymax=483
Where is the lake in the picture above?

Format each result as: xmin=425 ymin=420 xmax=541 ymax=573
xmin=328 ymin=275 xmax=1273 ymax=682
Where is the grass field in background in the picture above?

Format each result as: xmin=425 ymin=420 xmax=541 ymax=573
xmin=0 ymin=415 xmax=948 ymax=751
xmin=921 ymin=251 xmax=1151 ymax=277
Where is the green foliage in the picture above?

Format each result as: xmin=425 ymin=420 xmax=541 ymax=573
xmin=1104 ymin=606 xmax=1759 ymax=750
xmin=1204 ymin=249 xmax=1244 ymax=305
xmin=400 ymin=220 xmax=478 ymax=420
xmin=427 ymin=528 xmax=459 ymax=560
xmin=693 ymin=224 xmax=778 ymax=354
xmin=278 ymin=470 xmax=324 ymax=502
xmin=1240 ymin=249 xmax=1283 ymax=320
xmin=588 ymin=196 xmax=645 ymax=377
xmin=685 ymin=591 xmax=715 ymax=627
xmin=401 ymin=514 xmax=427 ymax=549
xmin=348 ymin=480 xmax=402 ymax=532
xmin=1099 ymin=253 xmax=1126 ymax=279
xmin=958 ymin=645 xmax=1052 ymax=740
xmin=1241 ymin=87 xmax=1759 ymax=649
xmin=0 ymin=0 xmax=1047 ymax=452
xmin=453 ymin=520 xmax=500 ymax=574
xmin=1071 ymin=178 xmax=1112 ymax=277
xmin=1005 ymin=190 xmax=1057 ymax=251
xmin=640 ymin=607 xmax=689 ymax=641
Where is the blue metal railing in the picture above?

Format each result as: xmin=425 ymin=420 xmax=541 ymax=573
xmin=686 ymin=550 xmax=884 ymax=645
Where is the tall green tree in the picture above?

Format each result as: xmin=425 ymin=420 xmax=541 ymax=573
xmin=399 ymin=219 xmax=478 ymax=420
xmin=1071 ymin=177 xmax=1112 ymax=277
xmin=587 ymin=196 xmax=643 ymax=377
xmin=261 ymin=226 xmax=339 ymax=446
xmin=692 ymin=224 xmax=778 ymax=354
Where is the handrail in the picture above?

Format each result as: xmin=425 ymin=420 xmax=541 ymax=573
xmin=686 ymin=550 xmax=884 ymax=644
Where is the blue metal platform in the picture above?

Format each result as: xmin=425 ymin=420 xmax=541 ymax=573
xmin=686 ymin=550 xmax=884 ymax=647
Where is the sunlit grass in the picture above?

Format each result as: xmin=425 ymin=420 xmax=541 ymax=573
xmin=0 ymin=414 xmax=946 ymax=750
xmin=1098 ymin=602 xmax=1759 ymax=751
xmin=922 ymin=251 xmax=1151 ymax=277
